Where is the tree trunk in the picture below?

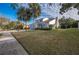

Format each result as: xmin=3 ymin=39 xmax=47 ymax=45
xmin=26 ymin=21 xmax=28 ymax=31
xmin=33 ymin=18 xmax=35 ymax=30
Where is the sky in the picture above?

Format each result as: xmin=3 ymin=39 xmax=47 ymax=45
xmin=0 ymin=3 xmax=79 ymax=24
xmin=0 ymin=3 xmax=17 ymax=21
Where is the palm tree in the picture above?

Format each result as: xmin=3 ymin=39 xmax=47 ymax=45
xmin=29 ymin=3 xmax=41 ymax=29
xmin=11 ymin=3 xmax=41 ymax=30
xmin=17 ymin=7 xmax=32 ymax=30
xmin=10 ymin=3 xmax=19 ymax=10
xmin=17 ymin=7 xmax=30 ymax=24
xmin=29 ymin=3 xmax=41 ymax=18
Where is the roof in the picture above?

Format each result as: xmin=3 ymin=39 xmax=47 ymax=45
xmin=43 ymin=18 xmax=49 ymax=22
xmin=49 ymin=19 xmax=56 ymax=25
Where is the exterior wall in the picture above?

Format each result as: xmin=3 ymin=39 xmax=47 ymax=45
xmin=34 ymin=22 xmax=49 ymax=28
xmin=49 ymin=17 xmax=59 ymax=29
xmin=49 ymin=19 xmax=56 ymax=29
xmin=55 ymin=17 xmax=59 ymax=29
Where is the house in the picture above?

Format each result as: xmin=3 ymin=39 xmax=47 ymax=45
xmin=30 ymin=17 xmax=59 ymax=29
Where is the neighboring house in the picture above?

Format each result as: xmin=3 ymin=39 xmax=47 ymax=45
xmin=30 ymin=17 xmax=59 ymax=30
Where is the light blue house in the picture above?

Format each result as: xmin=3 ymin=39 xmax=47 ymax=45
xmin=30 ymin=17 xmax=59 ymax=30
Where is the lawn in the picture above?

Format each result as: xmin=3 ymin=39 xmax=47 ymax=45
xmin=12 ymin=29 xmax=79 ymax=55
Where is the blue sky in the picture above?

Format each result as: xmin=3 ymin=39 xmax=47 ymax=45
xmin=0 ymin=3 xmax=17 ymax=21
xmin=0 ymin=3 xmax=79 ymax=24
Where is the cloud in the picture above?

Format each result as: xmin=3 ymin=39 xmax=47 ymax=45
xmin=63 ymin=8 xmax=79 ymax=20
xmin=40 ymin=3 xmax=79 ymax=20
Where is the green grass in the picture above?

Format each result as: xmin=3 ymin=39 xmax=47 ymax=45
xmin=12 ymin=29 xmax=79 ymax=55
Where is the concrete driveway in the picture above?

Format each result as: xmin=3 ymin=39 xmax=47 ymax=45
xmin=0 ymin=32 xmax=28 ymax=55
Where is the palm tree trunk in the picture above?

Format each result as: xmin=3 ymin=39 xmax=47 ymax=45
xmin=32 ymin=18 xmax=35 ymax=30
xmin=26 ymin=21 xmax=28 ymax=31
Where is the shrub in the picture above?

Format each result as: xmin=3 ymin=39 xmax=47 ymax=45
xmin=59 ymin=17 xmax=77 ymax=29
xmin=16 ymin=23 xmax=23 ymax=29
xmin=35 ymin=27 xmax=52 ymax=30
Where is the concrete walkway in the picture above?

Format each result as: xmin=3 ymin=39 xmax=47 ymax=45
xmin=0 ymin=32 xmax=28 ymax=55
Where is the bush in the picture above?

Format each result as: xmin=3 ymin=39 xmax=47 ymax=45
xmin=59 ymin=17 xmax=77 ymax=29
xmin=16 ymin=23 xmax=23 ymax=29
xmin=35 ymin=27 xmax=52 ymax=30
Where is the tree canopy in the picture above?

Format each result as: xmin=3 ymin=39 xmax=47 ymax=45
xmin=60 ymin=3 xmax=79 ymax=14
xmin=11 ymin=3 xmax=41 ymax=25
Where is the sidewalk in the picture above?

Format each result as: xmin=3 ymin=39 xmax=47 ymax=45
xmin=0 ymin=32 xmax=28 ymax=55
